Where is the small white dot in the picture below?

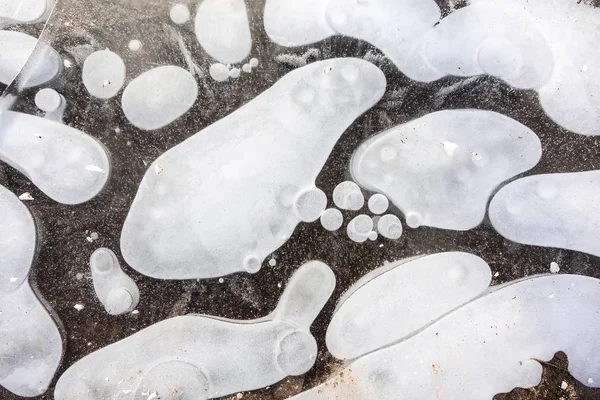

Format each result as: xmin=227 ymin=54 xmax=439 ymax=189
xmin=170 ymin=3 xmax=190 ymax=24
xmin=128 ymin=39 xmax=142 ymax=51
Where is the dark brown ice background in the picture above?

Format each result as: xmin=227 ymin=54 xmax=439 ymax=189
xmin=1 ymin=0 xmax=599 ymax=398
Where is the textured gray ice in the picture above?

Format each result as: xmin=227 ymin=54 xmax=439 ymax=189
xmin=294 ymin=273 xmax=600 ymax=399
xmin=121 ymin=65 xmax=197 ymax=130
xmin=0 ymin=111 xmax=110 ymax=204
xmin=351 ymin=109 xmax=541 ymax=230
xmin=90 ymin=248 xmax=139 ymax=316
xmin=326 ymin=252 xmax=491 ymax=360
xmin=120 ymin=58 xmax=386 ymax=279
xmin=489 ymin=170 xmax=600 ymax=258
xmin=0 ymin=185 xmax=63 ymax=397
xmin=54 ymin=261 xmax=335 ymax=400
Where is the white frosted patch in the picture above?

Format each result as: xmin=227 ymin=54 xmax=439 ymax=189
xmin=55 ymin=261 xmax=335 ymax=400
xmin=0 ymin=111 xmax=110 ymax=204
xmin=367 ymin=193 xmax=388 ymax=214
xmin=121 ymin=66 xmax=198 ymax=131
xmin=489 ymin=170 xmax=600 ymax=257
xmin=0 ymin=30 xmax=61 ymax=88
xmin=320 ymin=208 xmax=343 ymax=232
xmin=128 ymin=39 xmax=142 ymax=51
xmin=35 ymin=88 xmax=62 ymax=112
xmin=209 ymin=62 xmax=230 ymax=82
xmin=229 ymin=67 xmax=241 ymax=79
xmin=82 ymin=49 xmax=125 ymax=99
xmin=294 ymin=274 xmax=600 ymax=399
xmin=347 ymin=214 xmax=373 ymax=243
xmin=351 ymin=109 xmax=541 ymax=230
xmin=0 ymin=185 xmax=63 ymax=397
xmin=264 ymin=0 xmax=335 ymax=46
xmin=0 ymin=0 xmax=47 ymax=23
xmin=550 ymin=262 xmax=560 ymax=274
xmin=120 ymin=58 xmax=386 ymax=279
xmin=242 ymin=63 xmax=252 ymax=73
xmin=376 ymin=214 xmax=402 ymax=240
xmin=333 ymin=181 xmax=364 ymax=211
xmin=170 ymin=3 xmax=190 ymax=25
xmin=293 ymin=188 xmax=327 ymax=222
xmin=327 ymin=252 xmax=491 ymax=360
xmin=90 ymin=248 xmax=139 ymax=316
xmin=194 ymin=0 xmax=252 ymax=64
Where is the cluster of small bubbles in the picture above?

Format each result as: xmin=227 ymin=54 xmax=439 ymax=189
xmin=550 ymin=262 xmax=560 ymax=273
xmin=209 ymin=57 xmax=260 ymax=81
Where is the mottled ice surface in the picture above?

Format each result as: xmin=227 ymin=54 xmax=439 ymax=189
xmin=0 ymin=30 xmax=61 ymax=88
xmin=0 ymin=111 xmax=110 ymax=204
xmin=121 ymin=58 xmax=386 ymax=279
xmin=90 ymin=248 xmax=139 ymax=316
xmin=0 ymin=185 xmax=63 ymax=397
xmin=489 ymin=170 xmax=600 ymax=258
xmin=195 ymin=0 xmax=252 ymax=64
xmin=294 ymin=274 xmax=600 ymax=399
xmin=326 ymin=252 xmax=491 ymax=360
xmin=351 ymin=110 xmax=541 ymax=230
xmin=54 ymin=261 xmax=335 ymax=400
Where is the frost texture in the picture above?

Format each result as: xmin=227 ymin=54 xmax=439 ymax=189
xmin=351 ymin=110 xmax=541 ymax=230
xmin=55 ymin=261 xmax=335 ymax=400
xmin=0 ymin=111 xmax=110 ymax=204
xmin=90 ymin=248 xmax=139 ymax=316
xmin=326 ymin=252 xmax=491 ymax=360
xmin=489 ymin=170 xmax=600 ymax=258
xmin=121 ymin=58 xmax=386 ymax=279
xmin=0 ymin=185 xmax=63 ymax=397
xmin=294 ymin=273 xmax=600 ymax=399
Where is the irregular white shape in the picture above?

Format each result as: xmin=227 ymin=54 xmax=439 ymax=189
xmin=195 ymin=0 xmax=252 ymax=64
xmin=377 ymin=214 xmax=402 ymax=240
xmin=294 ymin=188 xmax=327 ymax=222
xmin=90 ymin=248 xmax=139 ymax=316
xmin=121 ymin=66 xmax=198 ymax=131
xmin=128 ymin=39 xmax=142 ymax=51
xmin=325 ymin=0 xmax=443 ymax=81
xmin=35 ymin=88 xmax=62 ymax=112
xmin=550 ymin=262 xmax=560 ymax=274
xmin=320 ymin=208 xmax=343 ymax=232
xmin=0 ymin=30 xmax=61 ymax=88
xmin=423 ymin=3 xmax=553 ymax=89
xmin=333 ymin=181 xmax=364 ymax=211
xmin=347 ymin=214 xmax=373 ymax=243
xmin=82 ymin=49 xmax=126 ymax=99
xmin=121 ymin=58 xmax=385 ymax=279
xmin=0 ymin=0 xmax=47 ymax=23
xmin=0 ymin=185 xmax=63 ymax=397
xmin=0 ymin=111 xmax=110 ymax=204
xmin=170 ymin=3 xmax=190 ymax=24
xmin=264 ymin=0 xmax=335 ymax=46
xmin=209 ymin=63 xmax=230 ymax=82
xmin=55 ymin=261 xmax=335 ymax=400
xmin=18 ymin=192 xmax=34 ymax=201
xmin=351 ymin=110 xmax=541 ymax=230
xmin=327 ymin=252 xmax=491 ymax=359
xmin=489 ymin=170 xmax=600 ymax=257
xmin=367 ymin=193 xmax=388 ymax=214
xmin=294 ymin=274 xmax=600 ymax=399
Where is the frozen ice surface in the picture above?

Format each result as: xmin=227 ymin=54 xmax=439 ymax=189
xmin=326 ymin=252 xmax=491 ymax=360
xmin=120 ymin=58 xmax=386 ymax=279
xmin=0 ymin=111 xmax=110 ymax=204
xmin=0 ymin=30 xmax=61 ymax=88
xmin=82 ymin=49 xmax=126 ymax=99
xmin=90 ymin=248 xmax=139 ymax=316
xmin=195 ymin=0 xmax=252 ymax=64
xmin=0 ymin=185 xmax=63 ymax=397
xmin=295 ymin=274 xmax=600 ymax=399
xmin=54 ymin=261 xmax=335 ymax=400
xmin=351 ymin=109 xmax=541 ymax=230
xmin=121 ymin=65 xmax=197 ymax=130
xmin=489 ymin=170 xmax=600 ymax=258
xmin=333 ymin=181 xmax=364 ymax=211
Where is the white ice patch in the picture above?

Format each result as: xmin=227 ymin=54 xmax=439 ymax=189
xmin=0 ymin=0 xmax=48 ymax=24
xmin=82 ymin=49 xmax=126 ymax=99
xmin=120 ymin=58 xmax=386 ymax=279
xmin=367 ymin=193 xmax=388 ymax=214
xmin=333 ymin=181 xmax=364 ymax=211
xmin=294 ymin=273 xmax=600 ymax=399
xmin=326 ymin=252 xmax=491 ymax=360
xmin=0 ymin=185 xmax=63 ymax=397
xmin=35 ymin=88 xmax=62 ymax=112
xmin=0 ymin=111 xmax=110 ymax=204
xmin=376 ymin=214 xmax=402 ymax=240
xmin=0 ymin=30 xmax=61 ymax=88
xmin=90 ymin=248 xmax=139 ymax=316
xmin=320 ymin=208 xmax=343 ymax=232
xmin=121 ymin=65 xmax=197 ymax=130
xmin=195 ymin=0 xmax=252 ymax=64
xmin=170 ymin=3 xmax=190 ymax=25
xmin=55 ymin=261 xmax=335 ymax=400
xmin=351 ymin=109 xmax=541 ymax=230
xmin=489 ymin=170 xmax=600 ymax=258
